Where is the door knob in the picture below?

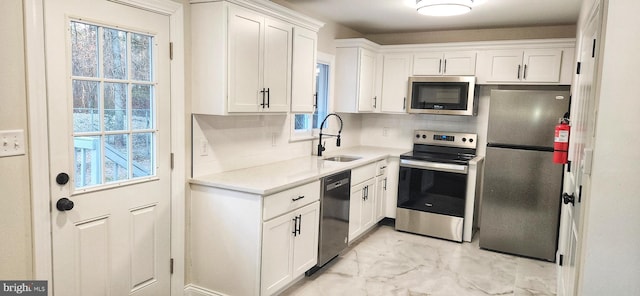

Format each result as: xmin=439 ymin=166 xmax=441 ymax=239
xmin=56 ymin=172 xmax=70 ymax=185
xmin=562 ymin=193 xmax=575 ymax=206
xmin=56 ymin=198 xmax=74 ymax=211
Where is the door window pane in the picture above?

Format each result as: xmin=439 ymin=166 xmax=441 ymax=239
xmin=71 ymin=22 xmax=98 ymax=77
xmin=132 ymin=84 xmax=153 ymax=129
xmin=132 ymin=133 xmax=154 ymax=177
xmin=74 ymin=136 xmax=102 ymax=187
xmin=73 ymin=80 xmax=101 ymax=133
xmin=131 ymin=33 xmax=153 ymax=81
xmin=103 ymin=28 xmax=128 ymax=80
xmin=104 ymin=82 xmax=129 ymax=131
xmin=105 ymin=134 xmax=129 ymax=182
xmin=70 ymin=20 xmax=156 ymax=189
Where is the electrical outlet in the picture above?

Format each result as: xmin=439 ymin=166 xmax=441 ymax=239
xmin=0 ymin=129 xmax=26 ymax=157
xmin=199 ymin=138 xmax=208 ymax=156
xmin=382 ymin=127 xmax=389 ymax=137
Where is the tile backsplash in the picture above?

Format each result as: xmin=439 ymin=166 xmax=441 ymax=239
xmin=191 ymin=112 xmax=362 ymax=177
xmin=191 ymin=86 xmax=492 ymax=177
xmin=359 ymin=86 xmax=492 ymax=156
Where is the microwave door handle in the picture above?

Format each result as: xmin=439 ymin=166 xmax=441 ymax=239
xmin=400 ymin=159 xmax=468 ymax=174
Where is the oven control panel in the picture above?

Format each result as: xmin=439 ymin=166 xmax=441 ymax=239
xmin=413 ymin=130 xmax=477 ymax=149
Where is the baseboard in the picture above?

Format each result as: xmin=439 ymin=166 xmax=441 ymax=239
xmin=184 ymin=284 xmax=227 ymax=296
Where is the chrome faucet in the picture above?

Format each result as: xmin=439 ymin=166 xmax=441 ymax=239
xmin=317 ymin=113 xmax=343 ymax=157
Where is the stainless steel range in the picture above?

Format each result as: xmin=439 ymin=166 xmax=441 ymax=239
xmin=396 ymin=130 xmax=478 ymax=242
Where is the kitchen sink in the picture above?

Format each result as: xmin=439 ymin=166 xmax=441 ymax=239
xmin=323 ymin=155 xmax=362 ymax=162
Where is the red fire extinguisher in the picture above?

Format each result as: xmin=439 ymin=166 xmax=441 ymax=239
xmin=554 ymin=118 xmax=570 ymax=164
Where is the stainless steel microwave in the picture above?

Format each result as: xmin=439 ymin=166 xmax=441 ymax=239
xmin=407 ymin=76 xmax=477 ymax=116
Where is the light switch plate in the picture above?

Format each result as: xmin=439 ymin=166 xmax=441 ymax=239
xmin=0 ymin=129 xmax=26 ymax=157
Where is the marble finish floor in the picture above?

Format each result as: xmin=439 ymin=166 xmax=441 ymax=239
xmin=282 ymin=225 xmax=557 ymax=296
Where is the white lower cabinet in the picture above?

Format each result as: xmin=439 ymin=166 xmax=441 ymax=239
xmin=189 ymin=180 xmax=320 ymax=296
xmin=348 ymin=162 xmax=383 ymax=243
xmin=348 ymin=178 xmax=375 ymax=242
xmin=375 ymin=159 xmax=388 ymax=222
xmin=261 ymin=202 xmax=319 ymax=295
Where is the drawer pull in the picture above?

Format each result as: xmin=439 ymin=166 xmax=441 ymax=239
xmin=292 ymin=195 xmax=305 ymax=202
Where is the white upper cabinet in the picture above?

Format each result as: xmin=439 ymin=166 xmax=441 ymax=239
xmin=227 ymin=6 xmax=291 ymax=113
xmin=380 ymin=53 xmax=411 ymax=113
xmin=358 ymin=49 xmax=378 ymax=112
xmin=191 ymin=0 xmax=323 ymax=115
xmin=261 ymin=19 xmax=292 ymax=112
xmin=291 ymin=26 xmax=318 ymax=113
xmin=334 ymin=39 xmax=382 ymax=113
xmin=522 ymin=49 xmax=563 ymax=82
xmin=413 ymin=51 xmax=476 ymax=76
xmin=477 ymin=45 xmax=574 ymax=85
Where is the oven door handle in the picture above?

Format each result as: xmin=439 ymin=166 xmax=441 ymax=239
xmin=400 ymin=159 xmax=468 ymax=174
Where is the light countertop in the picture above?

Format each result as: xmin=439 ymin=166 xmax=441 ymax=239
xmin=189 ymin=146 xmax=409 ymax=195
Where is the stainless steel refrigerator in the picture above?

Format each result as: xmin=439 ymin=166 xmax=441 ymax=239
xmin=480 ymin=87 xmax=569 ymax=262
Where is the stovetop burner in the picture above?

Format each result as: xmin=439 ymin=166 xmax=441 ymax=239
xmin=403 ymin=130 xmax=478 ymax=165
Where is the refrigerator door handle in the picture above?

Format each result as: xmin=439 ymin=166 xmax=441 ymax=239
xmin=400 ymin=159 xmax=468 ymax=174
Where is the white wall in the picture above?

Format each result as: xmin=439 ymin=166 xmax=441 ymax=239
xmin=0 ymin=0 xmax=33 ymax=280
xmin=578 ymin=0 xmax=640 ymax=294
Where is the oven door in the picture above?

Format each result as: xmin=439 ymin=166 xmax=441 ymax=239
xmin=397 ymin=159 xmax=468 ymax=217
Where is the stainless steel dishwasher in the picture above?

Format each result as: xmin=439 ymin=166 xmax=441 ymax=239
xmin=307 ymin=170 xmax=351 ymax=275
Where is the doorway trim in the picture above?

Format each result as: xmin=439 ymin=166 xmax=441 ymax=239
xmin=24 ymin=0 xmax=185 ymax=295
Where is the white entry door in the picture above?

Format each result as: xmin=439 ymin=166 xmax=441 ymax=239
xmin=559 ymin=3 xmax=602 ymax=296
xmin=45 ymin=0 xmax=172 ymax=295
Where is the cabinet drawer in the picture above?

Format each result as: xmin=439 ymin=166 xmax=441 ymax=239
xmin=263 ymin=180 xmax=320 ymax=221
xmin=352 ymin=162 xmax=377 ymax=185
xmin=376 ymin=159 xmax=388 ymax=176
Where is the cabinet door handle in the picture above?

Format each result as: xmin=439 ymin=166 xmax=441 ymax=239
xmin=384 ymin=178 xmax=387 ymax=190
xmin=292 ymin=195 xmax=305 ymax=202
xmin=523 ymin=64 xmax=528 ymax=79
xmin=443 ymin=59 xmax=447 ymax=74
xmin=260 ymin=88 xmax=266 ymax=108
xmin=313 ymin=92 xmax=318 ymax=109
xmin=296 ymin=214 xmax=302 ymax=235
xmin=403 ymin=97 xmax=406 ymax=110
xmin=439 ymin=59 xmax=442 ymax=74
xmin=266 ymin=88 xmax=270 ymax=108
xmin=517 ymin=65 xmax=521 ymax=79
xmin=373 ymin=96 xmax=377 ymax=109
xmin=292 ymin=216 xmax=298 ymax=236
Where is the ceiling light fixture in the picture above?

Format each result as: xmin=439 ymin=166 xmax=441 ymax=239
xmin=416 ymin=0 xmax=474 ymax=16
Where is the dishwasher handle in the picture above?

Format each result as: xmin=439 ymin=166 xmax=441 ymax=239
xmin=326 ymin=177 xmax=350 ymax=191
